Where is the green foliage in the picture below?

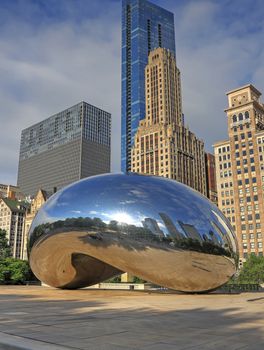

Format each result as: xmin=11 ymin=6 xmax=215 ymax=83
xmin=132 ymin=276 xmax=146 ymax=283
xmin=105 ymin=275 xmax=121 ymax=283
xmin=236 ymin=254 xmax=264 ymax=284
xmin=0 ymin=230 xmax=33 ymax=284
xmin=0 ymin=229 xmax=11 ymax=259
xmin=0 ymin=258 xmax=31 ymax=284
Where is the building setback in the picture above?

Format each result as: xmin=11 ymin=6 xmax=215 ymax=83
xmin=121 ymin=0 xmax=176 ymax=172
xmin=214 ymin=84 xmax=264 ymax=263
xmin=205 ymin=153 xmax=218 ymax=205
xmin=17 ymin=102 xmax=111 ymax=197
xmin=131 ymin=48 xmax=207 ymax=195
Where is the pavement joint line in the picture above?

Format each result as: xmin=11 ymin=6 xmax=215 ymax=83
xmin=0 ymin=331 xmax=76 ymax=350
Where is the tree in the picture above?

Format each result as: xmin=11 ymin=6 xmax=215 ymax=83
xmin=0 ymin=258 xmax=31 ymax=284
xmin=0 ymin=229 xmax=11 ymax=259
xmin=237 ymin=254 xmax=264 ymax=284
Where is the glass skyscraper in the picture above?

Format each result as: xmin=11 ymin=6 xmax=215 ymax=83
xmin=121 ymin=0 xmax=176 ymax=172
xmin=17 ymin=102 xmax=111 ymax=196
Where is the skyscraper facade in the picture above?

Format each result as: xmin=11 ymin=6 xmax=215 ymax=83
xmin=121 ymin=0 xmax=176 ymax=172
xmin=17 ymin=102 xmax=111 ymax=196
xmin=214 ymin=84 xmax=264 ymax=262
xmin=131 ymin=48 xmax=207 ymax=195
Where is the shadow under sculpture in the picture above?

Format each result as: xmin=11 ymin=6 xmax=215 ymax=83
xmin=28 ymin=173 xmax=238 ymax=292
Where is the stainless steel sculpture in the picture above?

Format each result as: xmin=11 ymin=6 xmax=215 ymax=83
xmin=28 ymin=173 xmax=238 ymax=292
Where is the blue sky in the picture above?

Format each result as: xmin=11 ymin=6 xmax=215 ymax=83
xmin=0 ymin=0 xmax=264 ymax=185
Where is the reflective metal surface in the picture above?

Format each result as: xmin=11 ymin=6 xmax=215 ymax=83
xmin=28 ymin=173 xmax=238 ymax=292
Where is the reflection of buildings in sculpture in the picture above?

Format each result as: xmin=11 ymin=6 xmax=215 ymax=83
xmin=142 ymin=217 xmax=164 ymax=237
xmin=131 ymin=48 xmax=207 ymax=195
xmin=214 ymin=84 xmax=264 ymax=261
xmin=208 ymin=229 xmax=220 ymax=246
xmin=159 ymin=213 xmax=182 ymax=239
xmin=211 ymin=215 xmax=234 ymax=252
xmin=178 ymin=221 xmax=203 ymax=243
xmin=21 ymin=189 xmax=48 ymax=260
xmin=0 ymin=198 xmax=28 ymax=259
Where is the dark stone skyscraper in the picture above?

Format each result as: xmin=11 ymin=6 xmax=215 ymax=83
xmin=17 ymin=102 xmax=111 ymax=196
xmin=121 ymin=0 xmax=176 ymax=172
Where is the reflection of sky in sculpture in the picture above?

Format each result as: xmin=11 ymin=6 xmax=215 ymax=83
xmin=30 ymin=173 xmax=237 ymax=251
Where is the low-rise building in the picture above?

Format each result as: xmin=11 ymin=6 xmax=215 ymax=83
xmin=0 ymin=198 xmax=28 ymax=259
xmin=21 ymin=189 xmax=48 ymax=260
xmin=0 ymin=184 xmax=24 ymax=201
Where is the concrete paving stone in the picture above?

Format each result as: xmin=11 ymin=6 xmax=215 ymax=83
xmin=0 ymin=331 xmax=72 ymax=350
xmin=0 ymin=287 xmax=264 ymax=349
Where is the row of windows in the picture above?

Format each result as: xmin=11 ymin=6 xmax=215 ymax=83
xmin=235 ymin=149 xmax=254 ymax=157
xmin=243 ymin=242 xmax=263 ymax=249
xmin=240 ymin=215 xmax=261 ymax=222
xmin=237 ymin=166 xmax=256 ymax=174
xmin=235 ymin=141 xmax=253 ymax=149
xmin=233 ymin=123 xmax=251 ymax=132
xmin=221 ymin=190 xmax=234 ymax=197
xmin=257 ymin=137 xmax=264 ymax=144
xmin=233 ymin=131 xmax=252 ymax=141
xmin=240 ymin=206 xmax=259 ymax=213
xmin=222 ymin=199 xmax=234 ymax=206
xmin=218 ymin=154 xmax=231 ymax=161
xmin=220 ymin=182 xmax=233 ymax=189
xmin=220 ymin=170 xmax=232 ymax=178
xmin=218 ymin=145 xmax=230 ymax=153
xmin=232 ymin=111 xmax=249 ymax=123
xmin=238 ymin=177 xmax=257 ymax=186
xmin=241 ymin=228 xmax=262 ymax=235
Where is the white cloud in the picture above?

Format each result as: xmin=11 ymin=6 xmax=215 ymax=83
xmin=0 ymin=1 xmax=121 ymax=184
xmin=0 ymin=0 xmax=264 ymax=187
xmin=173 ymin=0 xmax=264 ymax=151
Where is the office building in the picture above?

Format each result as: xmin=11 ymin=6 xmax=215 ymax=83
xmin=214 ymin=84 xmax=264 ymax=261
xmin=205 ymin=153 xmax=218 ymax=205
xmin=0 ymin=198 xmax=28 ymax=259
xmin=121 ymin=0 xmax=176 ymax=172
xmin=131 ymin=48 xmax=207 ymax=195
xmin=17 ymin=102 xmax=111 ymax=196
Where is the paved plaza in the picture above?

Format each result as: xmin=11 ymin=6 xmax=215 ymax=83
xmin=0 ymin=286 xmax=263 ymax=349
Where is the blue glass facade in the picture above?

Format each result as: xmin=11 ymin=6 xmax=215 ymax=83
xmin=121 ymin=0 xmax=176 ymax=172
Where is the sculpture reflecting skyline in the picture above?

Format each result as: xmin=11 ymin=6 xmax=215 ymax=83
xmin=28 ymin=173 xmax=238 ymax=292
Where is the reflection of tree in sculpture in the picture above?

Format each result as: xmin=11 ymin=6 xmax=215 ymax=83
xmin=30 ymin=216 xmax=234 ymax=258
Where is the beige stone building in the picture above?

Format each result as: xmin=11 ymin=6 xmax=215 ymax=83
xmin=214 ymin=84 xmax=264 ymax=263
xmin=0 ymin=184 xmax=24 ymax=201
xmin=0 ymin=198 xmax=27 ymax=259
xmin=21 ymin=189 xmax=48 ymax=260
xmin=131 ymin=48 xmax=207 ymax=195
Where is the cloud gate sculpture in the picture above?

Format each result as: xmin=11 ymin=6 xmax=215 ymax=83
xmin=28 ymin=173 xmax=238 ymax=292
